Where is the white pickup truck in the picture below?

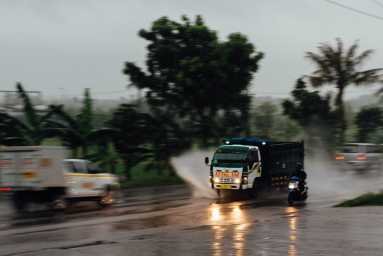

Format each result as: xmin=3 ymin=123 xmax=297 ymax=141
xmin=0 ymin=146 xmax=119 ymax=212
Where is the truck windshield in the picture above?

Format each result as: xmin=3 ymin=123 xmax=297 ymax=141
xmin=212 ymin=146 xmax=248 ymax=166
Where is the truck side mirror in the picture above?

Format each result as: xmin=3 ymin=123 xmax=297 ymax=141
xmin=204 ymin=157 xmax=210 ymax=165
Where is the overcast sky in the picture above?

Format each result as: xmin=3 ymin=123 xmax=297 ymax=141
xmin=1 ymin=0 xmax=383 ymax=100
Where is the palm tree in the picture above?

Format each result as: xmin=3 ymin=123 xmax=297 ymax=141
xmin=306 ymin=38 xmax=383 ymax=142
xmin=47 ymin=89 xmax=116 ymax=158
xmin=0 ymin=83 xmax=59 ymax=145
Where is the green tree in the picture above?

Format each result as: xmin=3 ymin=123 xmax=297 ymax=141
xmin=355 ymin=107 xmax=383 ymax=142
xmin=123 ymin=15 xmax=263 ymax=145
xmin=282 ymin=78 xmax=337 ymax=144
xmin=305 ymin=38 xmax=383 ymax=143
xmin=108 ymin=104 xmax=153 ymax=179
xmin=144 ymin=107 xmax=191 ymax=175
xmin=47 ymin=89 xmax=115 ymax=158
xmin=253 ymin=102 xmax=277 ymax=139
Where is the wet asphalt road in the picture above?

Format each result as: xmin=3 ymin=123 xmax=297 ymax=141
xmin=1 ymin=184 xmax=383 ymax=256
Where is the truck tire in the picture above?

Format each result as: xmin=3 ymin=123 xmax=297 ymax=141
xmin=248 ymin=181 xmax=258 ymax=199
xmin=12 ymin=192 xmax=27 ymax=213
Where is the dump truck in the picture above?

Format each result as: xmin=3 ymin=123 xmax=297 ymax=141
xmin=205 ymin=137 xmax=304 ymax=196
xmin=0 ymin=146 xmax=119 ymax=212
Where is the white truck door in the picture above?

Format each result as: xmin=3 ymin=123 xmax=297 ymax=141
xmin=65 ymin=160 xmax=100 ymax=197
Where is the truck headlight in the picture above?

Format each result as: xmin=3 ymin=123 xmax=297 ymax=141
xmin=213 ymin=177 xmax=220 ymax=183
xmin=234 ymin=178 xmax=241 ymax=184
xmin=288 ymin=181 xmax=298 ymax=189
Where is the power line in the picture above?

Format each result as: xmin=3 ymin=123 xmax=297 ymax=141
xmin=371 ymin=0 xmax=383 ymax=9
xmin=322 ymin=0 xmax=383 ymax=21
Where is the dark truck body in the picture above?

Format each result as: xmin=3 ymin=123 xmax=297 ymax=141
xmin=224 ymin=137 xmax=304 ymax=191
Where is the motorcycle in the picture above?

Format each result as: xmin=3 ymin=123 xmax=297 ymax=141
xmin=287 ymin=176 xmax=308 ymax=205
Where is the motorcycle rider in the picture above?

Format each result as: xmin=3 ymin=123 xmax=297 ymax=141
xmin=291 ymin=162 xmax=307 ymax=192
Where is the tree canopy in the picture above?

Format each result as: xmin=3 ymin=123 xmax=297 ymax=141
xmin=123 ymin=15 xmax=263 ymax=144
xmin=355 ymin=107 xmax=383 ymax=142
xmin=282 ymin=78 xmax=337 ymax=144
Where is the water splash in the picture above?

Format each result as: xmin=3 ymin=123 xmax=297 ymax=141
xmin=171 ymin=149 xmax=216 ymax=198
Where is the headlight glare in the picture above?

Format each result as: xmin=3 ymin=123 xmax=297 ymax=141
xmin=288 ymin=181 xmax=298 ymax=189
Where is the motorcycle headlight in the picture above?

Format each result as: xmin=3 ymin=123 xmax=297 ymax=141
xmin=288 ymin=181 xmax=298 ymax=189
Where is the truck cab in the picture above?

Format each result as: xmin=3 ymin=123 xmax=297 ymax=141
xmin=208 ymin=144 xmax=261 ymax=190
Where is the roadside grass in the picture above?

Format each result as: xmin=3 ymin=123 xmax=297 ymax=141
xmin=335 ymin=192 xmax=383 ymax=207
xmin=120 ymin=161 xmax=184 ymax=188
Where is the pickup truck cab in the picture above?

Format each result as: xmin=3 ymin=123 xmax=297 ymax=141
xmin=64 ymin=159 xmax=119 ymax=205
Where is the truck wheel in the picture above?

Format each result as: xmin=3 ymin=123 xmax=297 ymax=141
xmin=12 ymin=192 xmax=27 ymax=214
xmin=247 ymin=188 xmax=257 ymax=199
xmin=248 ymin=181 xmax=258 ymax=199
xmin=215 ymin=189 xmax=221 ymax=198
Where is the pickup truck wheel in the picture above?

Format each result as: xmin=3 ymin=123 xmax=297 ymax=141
xmin=98 ymin=188 xmax=115 ymax=207
xmin=50 ymin=197 xmax=67 ymax=211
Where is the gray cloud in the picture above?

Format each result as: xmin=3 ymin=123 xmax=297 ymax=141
xmin=0 ymin=0 xmax=382 ymax=99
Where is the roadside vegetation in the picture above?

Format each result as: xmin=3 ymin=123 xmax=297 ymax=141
xmin=336 ymin=192 xmax=383 ymax=207
xmin=1 ymin=16 xmax=383 ymax=188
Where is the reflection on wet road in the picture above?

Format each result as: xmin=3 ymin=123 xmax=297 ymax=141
xmin=1 ymin=185 xmax=383 ymax=255
xmin=286 ymin=207 xmax=298 ymax=256
xmin=209 ymin=203 xmax=250 ymax=256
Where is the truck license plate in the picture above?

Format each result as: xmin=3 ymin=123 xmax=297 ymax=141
xmin=220 ymin=184 xmax=232 ymax=189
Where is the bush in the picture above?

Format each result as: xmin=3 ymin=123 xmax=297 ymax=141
xmin=335 ymin=192 xmax=383 ymax=207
